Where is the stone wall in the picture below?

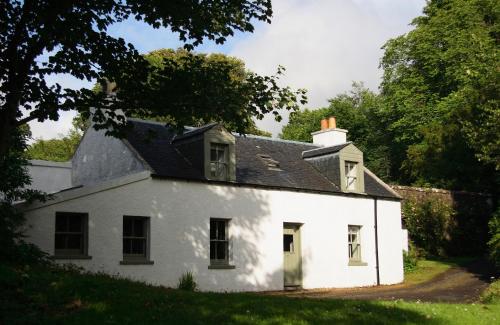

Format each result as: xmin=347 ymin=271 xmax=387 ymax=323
xmin=390 ymin=185 xmax=494 ymax=255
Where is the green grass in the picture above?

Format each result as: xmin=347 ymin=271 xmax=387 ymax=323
xmin=404 ymin=257 xmax=475 ymax=286
xmin=1 ymin=262 xmax=498 ymax=325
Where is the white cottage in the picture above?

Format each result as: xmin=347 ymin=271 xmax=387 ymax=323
xmin=22 ymin=117 xmax=404 ymax=292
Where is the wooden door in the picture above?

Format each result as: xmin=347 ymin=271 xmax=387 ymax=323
xmin=283 ymin=224 xmax=302 ymax=287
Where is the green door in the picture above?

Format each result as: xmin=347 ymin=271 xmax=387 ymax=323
xmin=283 ymin=224 xmax=302 ymax=287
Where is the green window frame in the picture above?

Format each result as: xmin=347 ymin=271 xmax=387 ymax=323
xmin=209 ymin=143 xmax=228 ymax=180
xmin=345 ymin=161 xmax=358 ymax=191
xmin=348 ymin=225 xmax=362 ymax=262
xmin=210 ymin=218 xmax=230 ymax=265
xmin=123 ymin=216 xmax=150 ymax=262
xmin=54 ymin=212 xmax=88 ymax=258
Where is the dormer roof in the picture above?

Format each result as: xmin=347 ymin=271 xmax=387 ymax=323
xmin=123 ymin=119 xmax=400 ymax=199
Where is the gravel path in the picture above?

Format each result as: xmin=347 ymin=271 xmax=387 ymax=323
xmin=265 ymin=260 xmax=497 ymax=303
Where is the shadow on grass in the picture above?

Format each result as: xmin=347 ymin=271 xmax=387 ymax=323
xmin=0 ymin=261 xmax=451 ymax=325
xmin=424 ymin=256 xmax=498 ymax=283
xmin=0 ymin=265 xmax=443 ymax=325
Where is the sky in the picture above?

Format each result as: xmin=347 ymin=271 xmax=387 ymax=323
xmin=28 ymin=0 xmax=426 ymax=140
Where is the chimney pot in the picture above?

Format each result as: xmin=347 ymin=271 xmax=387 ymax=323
xmin=320 ymin=119 xmax=328 ymax=130
xmin=328 ymin=117 xmax=337 ymax=129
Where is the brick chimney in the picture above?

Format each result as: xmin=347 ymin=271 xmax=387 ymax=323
xmin=311 ymin=116 xmax=348 ymax=147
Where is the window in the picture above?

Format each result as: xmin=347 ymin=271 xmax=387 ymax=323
xmin=210 ymin=219 xmax=232 ymax=267
xmin=283 ymin=234 xmax=294 ymax=252
xmin=348 ymin=225 xmax=361 ymax=262
xmin=210 ymin=143 xmax=228 ymax=180
xmin=54 ymin=212 xmax=88 ymax=257
xmin=123 ymin=216 xmax=151 ymax=263
xmin=345 ymin=161 xmax=358 ymax=191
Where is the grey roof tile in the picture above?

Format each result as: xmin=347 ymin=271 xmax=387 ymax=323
xmin=125 ymin=119 xmax=399 ymax=199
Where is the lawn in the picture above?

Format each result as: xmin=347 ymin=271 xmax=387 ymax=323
xmin=1 ymin=261 xmax=498 ymax=325
xmin=403 ymin=257 xmax=476 ymax=286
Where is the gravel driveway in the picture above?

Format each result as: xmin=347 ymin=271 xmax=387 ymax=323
xmin=265 ymin=260 xmax=497 ymax=303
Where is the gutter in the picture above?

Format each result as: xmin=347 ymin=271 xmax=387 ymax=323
xmin=374 ymin=198 xmax=380 ymax=285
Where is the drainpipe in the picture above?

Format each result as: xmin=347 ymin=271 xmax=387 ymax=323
xmin=374 ymin=198 xmax=380 ymax=286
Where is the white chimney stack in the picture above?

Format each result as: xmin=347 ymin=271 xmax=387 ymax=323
xmin=311 ymin=116 xmax=348 ymax=147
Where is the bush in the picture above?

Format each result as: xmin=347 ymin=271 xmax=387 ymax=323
xmin=177 ymin=271 xmax=197 ymax=291
xmin=403 ymin=198 xmax=455 ymax=256
xmin=403 ymin=242 xmax=419 ymax=273
xmin=487 ymin=207 xmax=500 ymax=269
xmin=480 ymin=278 xmax=500 ymax=304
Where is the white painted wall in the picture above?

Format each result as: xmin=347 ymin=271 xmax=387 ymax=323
xmin=27 ymin=160 xmax=72 ymax=193
xmin=402 ymin=229 xmax=409 ymax=252
xmin=23 ymin=176 xmax=403 ymax=292
xmin=312 ymin=128 xmax=348 ymax=147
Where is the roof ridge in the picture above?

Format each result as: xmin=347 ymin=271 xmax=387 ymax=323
xmin=235 ymin=134 xmax=318 ymax=146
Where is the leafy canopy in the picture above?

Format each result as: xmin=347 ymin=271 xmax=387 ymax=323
xmin=380 ymin=0 xmax=498 ymax=190
xmin=0 ymin=0 xmax=304 ymax=160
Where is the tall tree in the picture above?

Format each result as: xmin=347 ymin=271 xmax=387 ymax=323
xmin=0 ymin=0 xmax=305 ymax=162
xmin=380 ymin=0 xmax=498 ymax=191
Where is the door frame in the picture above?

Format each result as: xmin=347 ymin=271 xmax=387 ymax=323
xmin=283 ymin=222 xmax=303 ymax=289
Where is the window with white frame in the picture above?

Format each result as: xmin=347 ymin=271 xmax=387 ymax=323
xmin=210 ymin=218 xmax=230 ymax=265
xmin=210 ymin=143 xmax=228 ymax=180
xmin=348 ymin=225 xmax=361 ymax=262
xmin=345 ymin=161 xmax=358 ymax=191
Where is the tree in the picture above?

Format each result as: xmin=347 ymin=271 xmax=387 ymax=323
xmin=134 ymin=49 xmax=274 ymax=136
xmin=0 ymin=0 xmax=305 ymax=161
xmin=26 ymin=119 xmax=83 ymax=162
xmin=0 ymin=126 xmax=45 ymax=262
xmin=281 ymin=83 xmax=392 ymax=180
xmin=380 ymin=0 xmax=499 ymax=191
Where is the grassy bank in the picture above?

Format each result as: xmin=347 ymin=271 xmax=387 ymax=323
xmin=1 ymin=262 xmax=498 ymax=325
xmin=404 ymin=257 xmax=475 ymax=286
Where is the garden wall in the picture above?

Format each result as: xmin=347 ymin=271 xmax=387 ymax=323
xmin=390 ymin=185 xmax=494 ymax=256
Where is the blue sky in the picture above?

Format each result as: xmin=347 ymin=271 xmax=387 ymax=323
xmin=29 ymin=0 xmax=425 ymax=140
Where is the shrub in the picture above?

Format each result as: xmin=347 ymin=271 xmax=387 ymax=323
xmin=487 ymin=207 xmax=500 ymax=269
xmin=177 ymin=271 xmax=197 ymax=291
xmin=403 ymin=242 xmax=419 ymax=273
xmin=480 ymin=278 xmax=500 ymax=304
xmin=403 ymin=198 xmax=455 ymax=256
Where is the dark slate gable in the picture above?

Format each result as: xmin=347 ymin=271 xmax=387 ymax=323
xmin=124 ymin=119 xmax=399 ymax=199
xmin=302 ymin=142 xmax=352 ymax=159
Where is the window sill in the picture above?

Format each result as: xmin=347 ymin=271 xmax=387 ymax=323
xmin=208 ymin=264 xmax=236 ymax=270
xmin=51 ymin=255 xmax=92 ymax=260
xmin=120 ymin=260 xmax=154 ymax=265
xmin=348 ymin=261 xmax=368 ymax=266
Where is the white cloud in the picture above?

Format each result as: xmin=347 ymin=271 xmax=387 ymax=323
xmin=230 ymin=0 xmax=425 ymax=136
xmin=27 ymin=74 xmax=92 ymax=141
xmin=29 ymin=0 xmax=425 ymax=140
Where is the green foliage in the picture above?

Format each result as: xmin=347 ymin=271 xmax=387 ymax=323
xmin=281 ymin=83 xmax=392 ymax=179
xmin=26 ymin=129 xmax=82 ymax=162
xmin=380 ymin=0 xmax=499 ymax=192
xmin=403 ymin=243 xmax=420 ymax=274
xmin=481 ymin=279 xmax=500 ymax=304
xmin=177 ymin=271 xmax=197 ymax=291
xmin=488 ymin=207 xmax=500 ymax=269
xmin=403 ymin=198 xmax=456 ymax=256
xmin=0 ymin=127 xmax=47 ymax=264
xmin=0 ymin=1 xmax=307 ymax=161
xmin=131 ymin=49 xmax=276 ymax=136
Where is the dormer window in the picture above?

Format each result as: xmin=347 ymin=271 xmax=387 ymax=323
xmin=345 ymin=161 xmax=358 ymax=191
xmin=210 ymin=143 xmax=228 ymax=180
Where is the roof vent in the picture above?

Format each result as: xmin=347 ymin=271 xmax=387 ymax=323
xmin=257 ymin=154 xmax=282 ymax=171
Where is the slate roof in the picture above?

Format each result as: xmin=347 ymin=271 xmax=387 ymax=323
xmin=124 ymin=119 xmax=400 ymax=199
xmin=302 ymin=142 xmax=352 ymax=159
